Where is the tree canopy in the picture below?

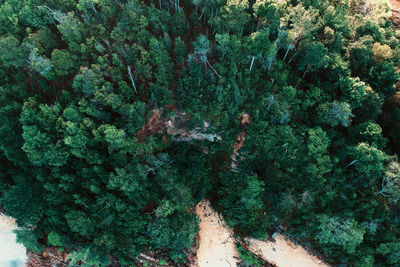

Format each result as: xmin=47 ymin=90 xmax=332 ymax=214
xmin=1 ymin=0 xmax=400 ymax=266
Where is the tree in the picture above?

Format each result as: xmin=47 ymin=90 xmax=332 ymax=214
xmin=1 ymin=1 xmax=400 ymax=266
xmin=282 ymin=3 xmax=318 ymax=62
xmin=297 ymin=41 xmax=329 ymax=82
xmin=319 ymin=101 xmax=354 ymax=127
xmin=51 ymin=49 xmax=78 ymax=76
xmin=253 ymin=0 xmax=285 ymax=33
xmin=27 ymin=47 xmax=52 ymax=76
xmin=348 ymin=142 xmax=389 ymax=179
xmin=190 ymin=35 xmax=209 ymax=64
xmin=173 ymin=36 xmax=187 ymax=65
xmin=317 ymin=215 xmax=365 ymax=254
xmin=0 ymin=36 xmax=28 ymax=68
xmin=377 ymin=242 xmax=400 ymax=265
xmin=210 ymin=0 xmax=251 ymax=35
xmin=377 ymin=161 xmax=400 ymax=204
xmin=372 ymin=42 xmax=393 ymax=63
xmin=368 ymin=61 xmax=399 ymax=97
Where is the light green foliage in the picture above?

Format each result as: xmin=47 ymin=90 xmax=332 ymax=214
xmin=47 ymin=231 xmax=64 ymax=247
xmin=67 ymin=246 xmax=109 ymax=267
xmin=378 ymin=161 xmax=400 ymax=204
xmin=211 ymin=0 xmax=251 ymax=35
xmin=28 ymin=47 xmax=52 ymax=76
xmin=349 ymin=142 xmax=388 ymax=177
xmin=51 ymin=49 xmax=78 ymax=76
xmin=191 ymin=35 xmax=209 ymax=63
xmin=317 ymin=215 xmax=365 ymax=254
xmin=54 ymin=11 xmax=84 ymax=44
xmin=324 ymin=101 xmax=354 ymax=127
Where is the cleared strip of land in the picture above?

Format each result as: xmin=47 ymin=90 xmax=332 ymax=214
xmin=195 ymin=201 xmax=329 ymax=267
xmin=195 ymin=201 xmax=240 ymax=267
xmin=245 ymin=235 xmax=329 ymax=267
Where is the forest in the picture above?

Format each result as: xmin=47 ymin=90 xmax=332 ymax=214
xmin=0 ymin=0 xmax=400 ymax=266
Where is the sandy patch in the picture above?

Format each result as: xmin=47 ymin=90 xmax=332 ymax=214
xmin=195 ymin=201 xmax=240 ymax=267
xmin=0 ymin=214 xmax=27 ymax=267
xmin=245 ymin=234 xmax=329 ymax=267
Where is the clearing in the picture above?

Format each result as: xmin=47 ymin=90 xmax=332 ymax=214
xmin=245 ymin=235 xmax=329 ymax=267
xmin=195 ymin=201 xmax=329 ymax=267
xmin=195 ymin=200 xmax=241 ymax=267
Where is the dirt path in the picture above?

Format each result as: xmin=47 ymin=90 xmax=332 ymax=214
xmin=0 ymin=214 xmax=27 ymax=267
xmin=195 ymin=201 xmax=330 ymax=267
xmin=245 ymin=235 xmax=329 ymax=267
xmin=195 ymin=200 xmax=241 ymax=267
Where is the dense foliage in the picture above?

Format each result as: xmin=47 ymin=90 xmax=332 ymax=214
xmin=1 ymin=0 xmax=400 ymax=266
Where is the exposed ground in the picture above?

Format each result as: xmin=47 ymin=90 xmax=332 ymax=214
xmin=390 ymin=0 xmax=400 ymax=27
xmin=194 ymin=202 xmax=330 ymax=267
xmin=245 ymin=235 xmax=329 ymax=267
xmin=391 ymin=0 xmax=400 ymax=9
xmin=195 ymin=200 xmax=241 ymax=267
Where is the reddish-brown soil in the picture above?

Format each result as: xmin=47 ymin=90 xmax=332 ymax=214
xmin=390 ymin=0 xmax=400 ymax=27
xmin=391 ymin=0 xmax=400 ymax=9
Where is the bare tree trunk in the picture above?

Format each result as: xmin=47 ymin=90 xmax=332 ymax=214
xmin=287 ymin=50 xmax=299 ymax=64
xmin=301 ymin=64 xmax=310 ymax=80
xmin=206 ymin=59 xmax=221 ymax=78
xmin=283 ymin=46 xmax=291 ymax=62
xmin=249 ymin=56 xmax=255 ymax=73
xmin=103 ymin=39 xmax=112 ymax=54
xmin=127 ymin=66 xmax=138 ymax=94
xmin=90 ymin=2 xmax=98 ymax=13
xmin=295 ymin=64 xmax=310 ymax=90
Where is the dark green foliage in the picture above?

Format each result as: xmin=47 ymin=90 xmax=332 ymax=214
xmin=237 ymin=243 xmax=267 ymax=267
xmin=0 ymin=0 xmax=400 ymax=266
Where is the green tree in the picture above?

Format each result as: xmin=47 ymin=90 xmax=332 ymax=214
xmin=51 ymin=49 xmax=78 ymax=76
xmin=0 ymin=36 xmax=28 ymax=68
xmin=317 ymin=215 xmax=365 ymax=254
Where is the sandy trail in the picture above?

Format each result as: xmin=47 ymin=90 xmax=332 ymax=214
xmin=195 ymin=200 xmax=240 ymax=267
xmin=0 ymin=214 xmax=27 ymax=267
xmin=195 ymin=201 xmax=330 ymax=267
xmin=245 ymin=235 xmax=329 ymax=267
